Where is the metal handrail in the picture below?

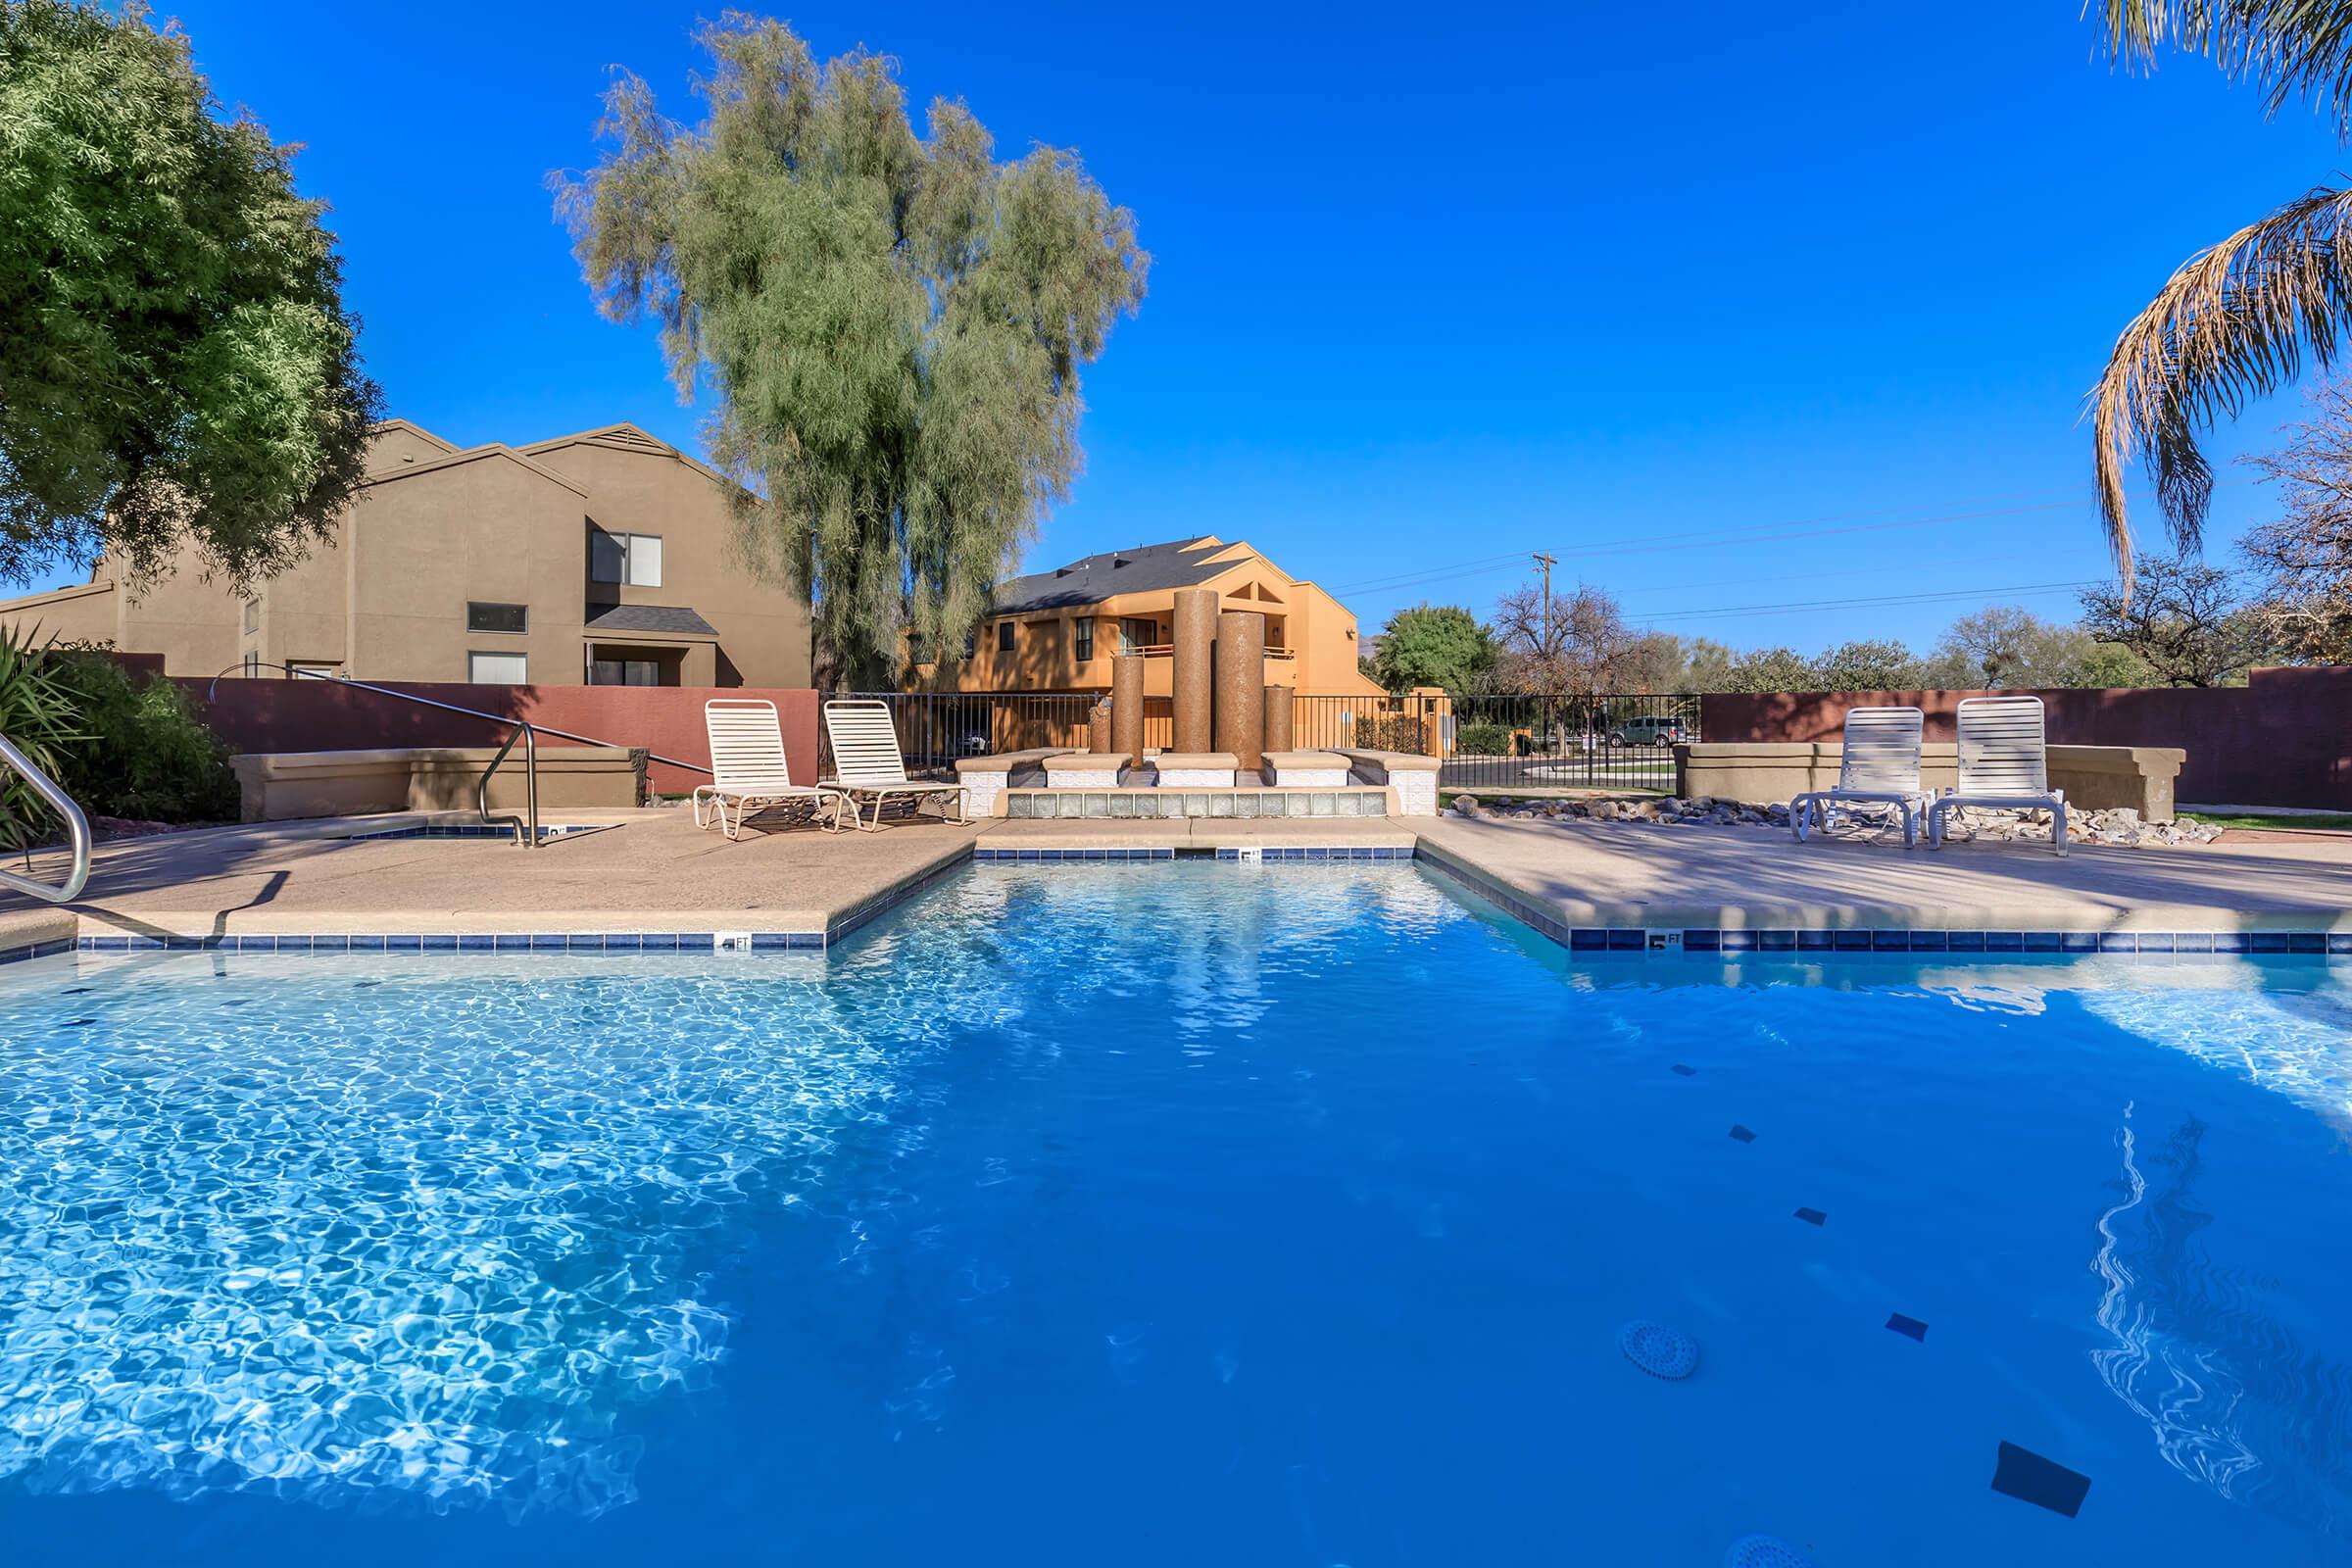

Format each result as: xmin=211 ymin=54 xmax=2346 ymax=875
xmin=207 ymin=662 xmax=712 ymax=848
xmin=0 ymin=731 xmax=92 ymax=902
xmin=478 ymin=718 xmax=539 ymax=847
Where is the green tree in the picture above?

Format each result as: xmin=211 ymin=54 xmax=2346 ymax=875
xmin=0 ymin=0 xmax=379 ymax=589
xmin=1719 ymin=646 xmax=1815 ymax=694
xmin=1369 ymin=603 xmax=1495 ymax=692
xmin=556 ymin=16 xmax=1149 ymax=686
xmin=2073 ymin=639 xmax=2160 ymax=688
xmin=2086 ymin=5 xmax=2352 ymax=584
xmin=1810 ymin=638 xmax=1924 ymax=690
xmin=2077 ymin=552 xmax=2268 ymax=686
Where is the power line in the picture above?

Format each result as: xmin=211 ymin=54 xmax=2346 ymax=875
xmin=1330 ymin=478 xmax=2257 ymax=600
xmin=1631 ymin=578 xmax=2103 ymax=624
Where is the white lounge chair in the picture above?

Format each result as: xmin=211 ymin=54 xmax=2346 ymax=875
xmin=694 ymin=699 xmax=844 ymax=839
xmin=821 ymin=699 xmax=970 ymax=832
xmin=1790 ymin=705 xmax=1928 ymax=848
xmin=1929 ymin=695 xmax=2068 ymax=856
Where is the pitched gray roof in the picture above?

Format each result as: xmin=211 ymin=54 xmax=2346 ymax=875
xmin=989 ymin=537 xmax=1226 ymax=614
xmin=584 ymin=603 xmax=718 ymax=636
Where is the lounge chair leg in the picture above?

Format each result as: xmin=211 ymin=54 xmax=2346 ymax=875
xmin=2052 ymin=804 xmax=2068 ymax=857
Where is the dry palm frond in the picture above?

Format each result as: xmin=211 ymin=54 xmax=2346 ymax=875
xmin=2089 ymin=185 xmax=2352 ymax=583
xmin=2094 ymin=2 xmax=2352 ymax=138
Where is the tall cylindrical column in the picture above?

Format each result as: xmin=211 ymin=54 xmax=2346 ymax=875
xmin=1262 ymin=685 xmax=1294 ymax=754
xmin=1088 ymin=700 xmax=1115 ymax=754
xmin=1214 ymin=610 xmax=1267 ymax=771
xmin=1112 ymin=654 xmax=1146 ymax=765
xmin=1171 ymin=589 xmax=1218 ymax=754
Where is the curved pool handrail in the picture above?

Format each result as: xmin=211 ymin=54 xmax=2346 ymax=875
xmin=0 ymin=730 xmax=92 ymax=903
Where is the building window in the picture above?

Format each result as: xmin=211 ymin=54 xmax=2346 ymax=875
xmin=289 ymin=662 xmax=340 ymax=680
xmin=996 ymin=620 xmax=1015 ymax=655
xmin=242 ymin=599 xmax=260 ymax=634
xmin=590 ymin=529 xmax=662 ymax=587
xmin=466 ymin=602 xmax=528 ymax=634
xmin=1074 ymin=617 xmax=1094 ymax=662
xmin=241 ymin=651 xmax=260 ymax=677
xmin=589 ymin=658 xmax=659 ymax=686
xmin=1118 ymin=617 xmax=1154 ymax=656
xmin=468 ymin=651 xmax=527 ymax=684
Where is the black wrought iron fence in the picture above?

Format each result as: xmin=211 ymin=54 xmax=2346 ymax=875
xmin=850 ymin=689 xmax=1694 ymax=792
xmin=850 ymin=691 xmax=1097 ymax=775
xmin=1438 ymin=693 xmax=1699 ymax=792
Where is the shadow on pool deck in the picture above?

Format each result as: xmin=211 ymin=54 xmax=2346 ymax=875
xmin=8 ymin=805 xmax=2352 ymax=949
xmin=1414 ymin=814 xmax=2352 ymax=930
xmin=0 ymin=807 xmax=984 ymax=940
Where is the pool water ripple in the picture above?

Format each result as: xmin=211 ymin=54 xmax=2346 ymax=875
xmin=1 ymin=864 xmax=2349 ymax=1568
xmin=0 ymin=933 xmax=1021 ymax=1519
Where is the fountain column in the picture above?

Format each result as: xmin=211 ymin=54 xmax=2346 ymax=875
xmin=1112 ymin=654 xmax=1146 ymax=766
xmin=1088 ymin=699 xmax=1115 ymax=754
xmin=1262 ymin=685 xmax=1294 ymax=754
xmin=1171 ymin=589 xmax=1218 ymax=754
xmin=1214 ymin=610 xmax=1267 ymax=773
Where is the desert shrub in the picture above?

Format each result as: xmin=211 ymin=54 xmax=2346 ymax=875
xmin=1455 ymin=722 xmax=1512 ymax=755
xmin=0 ymin=631 xmax=236 ymax=840
xmin=0 ymin=626 xmax=89 ymax=848
xmin=50 ymin=652 xmax=238 ymax=822
xmin=1348 ymin=713 xmax=1426 ymax=752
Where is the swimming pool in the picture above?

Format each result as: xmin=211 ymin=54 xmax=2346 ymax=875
xmin=1 ymin=863 xmax=2347 ymax=1565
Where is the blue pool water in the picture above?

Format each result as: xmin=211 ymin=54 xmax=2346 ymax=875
xmin=2 ymin=863 xmax=2349 ymax=1565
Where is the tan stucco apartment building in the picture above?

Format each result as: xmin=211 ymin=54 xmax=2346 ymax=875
xmin=916 ymin=535 xmax=1385 ymax=697
xmin=0 ymin=419 xmax=812 ymax=688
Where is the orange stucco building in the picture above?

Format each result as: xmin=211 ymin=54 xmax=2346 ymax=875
xmin=916 ymin=535 xmax=1385 ymax=697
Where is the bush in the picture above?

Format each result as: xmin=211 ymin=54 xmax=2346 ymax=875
xmin=58 ymin=656 xmax=238 ymax=822
xmin=1455 ymin=722 xmax=1512 ymax=756
xmin=1348 ymin=713 xmax=1427 ymax=752
xmin=0 ymin=631 xmax=237 ymax=841
xmin=0 ymin=627 xmax=89 ymax=848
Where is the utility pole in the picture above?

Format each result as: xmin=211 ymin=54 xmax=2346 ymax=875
xmin=1532 ymin=550 xmax=1557 ymax=652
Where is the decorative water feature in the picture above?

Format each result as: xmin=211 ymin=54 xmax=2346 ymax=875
xmin=954 ymin=589 xmax=1439 ymax=817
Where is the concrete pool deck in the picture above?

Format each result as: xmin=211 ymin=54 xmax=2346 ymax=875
xmin=3 ymin=804 xmax=2350 ymax=956
xmin=1414 ymin=815 xmax=2352 ymax=933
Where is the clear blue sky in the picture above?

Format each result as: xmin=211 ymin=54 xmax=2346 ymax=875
xmin=60 ymin=1 xmax=2346 ymax=651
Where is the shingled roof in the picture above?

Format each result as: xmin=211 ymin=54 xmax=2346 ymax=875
xmin=585 ymin=603 xmax=719 ymax=637
xmin=988 ymin=537 xmax=1228 ymax=615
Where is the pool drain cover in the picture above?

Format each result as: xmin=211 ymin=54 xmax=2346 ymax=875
xmin=1725 ymin=1536 xmax=1812 ymax=1568
xmin=1617 ymin=1320 xmax=1698 ymax=1379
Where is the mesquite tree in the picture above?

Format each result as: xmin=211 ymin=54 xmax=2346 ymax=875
xmin=0 ymin=0 xmax=380 ymax=589
xmin=556 ymin=16 xmax=1149 ymax=686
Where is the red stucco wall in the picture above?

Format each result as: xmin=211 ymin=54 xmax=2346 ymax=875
xmin=1698 ymin=666 xmax=2352 ymax=809
xmin=181 ymin=679 xmax=823 ymax=794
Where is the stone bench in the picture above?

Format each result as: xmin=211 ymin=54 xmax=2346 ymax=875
xmin=1045 ymin=752 xmax=1128 ymax=788
xmin=1674 ymin=742 xmax=2187 ymax=822
xmin=954 ymin=747 xmax=1102 ymax=816
xmin=1334 ymin=748 xmax=1442 ymax=817
xmin=1145 ymin=752 xmax=1240 ymax=788
xmin=1262 ymin=750 xmax=1350 ymax=787
xmin=231 ymin=746 xmax=642 ymax=823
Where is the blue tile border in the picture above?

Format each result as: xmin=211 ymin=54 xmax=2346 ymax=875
xmin=970 ymin=845 xmax=1415 ymax=863
xmin=338 ymin=822 xmax=615 ymax=843
xmin=18 ymin=835 xmax=2347 ymax=968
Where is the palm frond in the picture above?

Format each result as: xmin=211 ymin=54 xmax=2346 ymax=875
xmin=2093 ymin=1 xmax=2352 ymax=138
xmin=2090 ymin=183 xmax=2352 ymax=582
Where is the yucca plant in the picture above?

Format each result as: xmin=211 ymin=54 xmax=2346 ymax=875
xmin=2090 ymin=3 xmax=2352 ymax=588
xmin=0 ymin=624 xmax=90 ymax=851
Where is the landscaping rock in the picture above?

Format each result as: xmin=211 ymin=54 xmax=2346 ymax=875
xmin=1451 ymin=794 xmax=1478 ymax=816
